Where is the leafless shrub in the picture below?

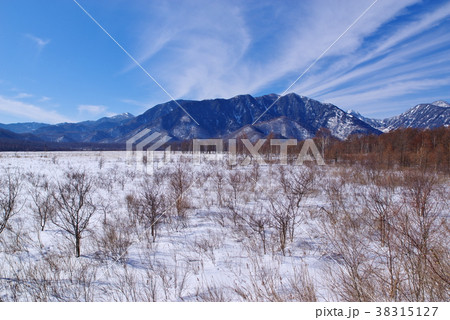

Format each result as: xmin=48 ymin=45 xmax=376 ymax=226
xmin=360 ymin=173 xmax=403 ymax=300
xmin=0 ymin=170 xmax=22 ymax=235
xmin=51 ymin=169 xmax=96 ymax=257
xmin=1 ymin=217 xmax=31 ymax=254
xmin=320 ymin=167 xmax=449 ymax=302
xmin=213 ymin=170 xmax=226 ymax=207
xmin=190 ymin=230 xmax=224 ymax=263
xmin=320 ymin=180 xmax=377 ymax=301
xmin=267 ymin=192 xmax=301 ymax=255
xmin=142 ymin=154 xmax=148 ymax=166
xmin=231 ymin=253 xmax=316 ymax=302
xmin=155 ymin=253 xmax=192 ymax=301
xmin=108 ymin=266 xmax=141 ymax=302
xmin=235 ymin=205 xmax=270 ymax=255
xmin=395 ymin=171 xmax=449 ymax=301
xmin=2 ymin=251 xmax=98 ymax=301
xmin=126 ymin=175 xmax=166 ymax=242
xmin=169 ymin=163 xmax=193 ymax=222
xmin=95 ymin=213 xmax=134 ymax=264
xmin=28 ymin=173 xmax=55 ymax=232
xmin=98 ymin=156 xmax=105 ymax=170
xmin=226 ymin=169 xmax=249 ymax=204
xmin=196 ymin=282 xmax=231 ymax=302
xmin=95 ymin=171 xmax=115 ymax=193
xmin=286 ymin=263 xmax=317 ymax=301
xmin=279 ymin=165 xmax=316 ymax=208
xmin=208 ymin=209 xmax=228 ymax=228
xmin=251 ymin=161 xmax=261 ymax=185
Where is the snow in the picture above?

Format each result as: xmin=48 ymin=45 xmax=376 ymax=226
xmin=431 ymin=100 xmax=450 ymax=108
xmin=0 ymin=152 xmax=447 ymax=301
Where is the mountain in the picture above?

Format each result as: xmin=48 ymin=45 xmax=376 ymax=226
xmin=347 ymin=110 xmax=387 ymax=131
xmin=0 ymin=122 xmax=49 ymax=133
xmin=350 ymin=100 xmax=450 ymax=132
xmin=109 ymin=93 xmax=380 ymax=142
xmin=383 ymin=101 xmax=450 ymax=131
xmin=0 ymin=128 xmax=46 ymax=151
xmin=0 ymin=128 xmax=42 ymax=141
xmin=32 ymin=113 xmax=135 ymax=143
xmin=1 ymin=96 xmax=448 ymax=149
xmin=431 ymin=100 xmax=450 ymax=108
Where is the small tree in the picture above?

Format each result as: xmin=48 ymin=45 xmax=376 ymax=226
xmin=169 ymin=164 xmax=193 ymax=221
xmin=279 ymin=166 xmax=315 ymax=208
xmin=126 ymin=176 xmax=166 ymax=242
xmin=29 ymin=174 xmax=54 ymax=231
xmin=268 ymin=195 xmax=295 ymax=256
xmin=52 ymin=170 xmax=96 ymax=258
xmin=239 ymin=205 xmax=270 ymax=254
xmin=0 ymin=170 xmax=22 ymax=235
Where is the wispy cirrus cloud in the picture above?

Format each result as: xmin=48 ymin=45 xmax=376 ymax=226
xmin=293 ymin=1 xmax=450 ymax=117
xmin=40 ymin=96 xmax=52 ymax=102
xmin=78 ymin=104 xmax=108 ymax=116
xmin=128 ymin=0 xmax=251 ymax=99
xmin=0 ymin=95 xmax=70 ymax=124
xmin=128 ymin=0 xmax=420 ymax=100
xmin=13 ymin=92 xmax=34 ymax=99
xmin=25 ymin=34 xmax=51 ymax=51
xmin=123 ymin=0 xmax=449 ymax=117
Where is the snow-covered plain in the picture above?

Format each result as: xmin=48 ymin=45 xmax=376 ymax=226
xmin=0 ymin=152 xmax=448 ymax=301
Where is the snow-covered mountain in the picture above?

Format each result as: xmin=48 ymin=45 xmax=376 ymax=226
xmin=1 ymin=96 xmax=448 ymax=147
xmin=30 ymin=113 xmax=136 ymax=143
xmin=349 ymin=100 xmax=450 ymax=132
xmin=109 ymin=93 xmax=380 ymax=142
xmin=347 ymin=110 xmax=387 ymax=131
xmin=0 ymin=122 xmax=49 ymax=134
xmin=0 ymin=128 xmax=42 ymax=142
xmin=431 ymin=100 xmax=450 ymax=108
xmin=383 ymin=101 xmax=450 ymax=131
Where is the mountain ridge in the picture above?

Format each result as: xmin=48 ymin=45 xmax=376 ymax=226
xmin=1 ymin=95 xmax=448 ymax=147
xmin=349 ymin=101 xmax=450 ymax=132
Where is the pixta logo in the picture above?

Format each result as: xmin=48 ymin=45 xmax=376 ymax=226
xmin=127 ymin=129 xmax=325 ymax=170
xmin=126 ymin=129 xmax=173 ymax=172
xmin=193 ymin=138 xmax=325 ymax=166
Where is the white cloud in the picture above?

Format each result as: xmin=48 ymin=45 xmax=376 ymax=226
xmin=0 ymin=95 xmax=70 ymax=123
xmin=288 ymin=0 xmax=450 ymax=115
xmin=78 ymin=104 xmax=107 ymax=116
xmin=40 ymin=96 xmax=52 ymax=102
xmin=25 ymin=34 xmax=51 ymax=51
xmin=14 ymin=92 xmax=33 ymax=99
xmin=127 ymin=0 xmax=422 ymax=102
xmin=121 ymin=99 xmax=147 ymax=108
xmin=130 ymin=0 xmax=251 ymax=99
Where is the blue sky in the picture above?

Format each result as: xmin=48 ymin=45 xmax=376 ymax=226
xmin=0 ymin=0 xmax=449 ymax=124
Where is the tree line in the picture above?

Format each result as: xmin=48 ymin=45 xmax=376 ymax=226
xmin=315 ymin=126 xmax=450 ymax=173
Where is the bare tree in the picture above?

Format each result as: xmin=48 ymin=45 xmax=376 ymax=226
xmin=278 ymin=166 xmax=315 ymax=241
xmin=126 ymin=175 xmax=166 ymax=242
xmin=227 ymin=170 xmax=246 ymax=204
xmin=213 ymin=170 xmax=225 ymax=207
xmin=279 ymin=165 xmax=315 ymax=208
xmin=320 ymin=177 xmax=377 ymax=301
xmin=52 ymin=170 xmax=96 ymax=258
xmin=28 ymin=173 xmax=55 ymax=231
xmin=237 ymin=205 xmax=271 ymax=254
xmin=396 ymin=171 xmax=449 ymax=301
xmin=169 ymin=164 xmax=193 ymax=222
xmin=0 ymin=170 xmax=22 ymax=235
xmin=267 ymin=194 xmax=299 ymax=256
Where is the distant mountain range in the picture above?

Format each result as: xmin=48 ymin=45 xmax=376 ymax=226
xmin=0 ymin=94 xmax=448 ymax=150
xmin=348 ymin=100 xmax=450 ymax=132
